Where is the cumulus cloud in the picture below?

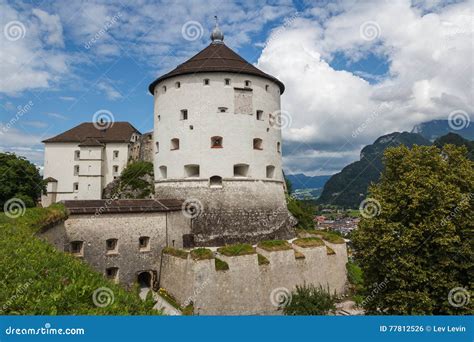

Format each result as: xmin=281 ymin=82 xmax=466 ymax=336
xmin=257 ymin=0 xmax=473 ymax=174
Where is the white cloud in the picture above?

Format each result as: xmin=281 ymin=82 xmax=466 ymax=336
xmin=258 ymin=0 xmax=473 ymax=174
xmin=0 ymin=1 xmax=69 ymax=95
xmin=97 ymin=79 xmax=122 ymax=100
xmin=46 ymin=112 xmax=68 ymax=120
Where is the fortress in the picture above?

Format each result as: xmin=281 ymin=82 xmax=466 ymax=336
xmin=39 ymin=21 xmax=348 ymax=314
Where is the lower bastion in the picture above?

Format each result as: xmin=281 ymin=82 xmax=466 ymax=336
xmin=160 ymin=235 xmax=348 ymax=315
xmin=39 ymin=200 xmax=348 ymax=315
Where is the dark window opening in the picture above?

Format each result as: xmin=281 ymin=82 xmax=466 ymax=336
xmin=171 ymin=138 xmax=180 ymax=150
xmin=180 ymin=109 xmax=188 ymax=120
xmin=106 ymin=238 xmax=118 ymax=253
xmin=225 ymin=78 xmax=231 ymax=86
xmin=210 ymin=175 xmax=223 ymax=188
xmin=71 ymin=241 xmax=83 ymax=256
xmin=106 ymin=267 xmax=119 ymax=281
xmin=137 ymin=271 xmax=152 ymax=288
xmin=211 ymin=136 xmax=223 ymax=148
xmin=256 ymin=110 xmax=264 ymax=120
xmin=204 ymin=79 xmax=210 ymax=86
xmin=253 ymin=138 xmax=263 ymax=150
xmin=139 ymin=236 xmax=150 ymax=251
xmin=266 ymin=165 xmax=275 ymax=178
xmin=184 ymin=164 xmax=200 ymax=178
xmin=234 ymin=164 xmax=249 ymax=177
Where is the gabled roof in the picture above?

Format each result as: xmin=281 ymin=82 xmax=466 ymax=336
xmin=148 ymin=43 xmax=285 ymax=94
xmin=42 ymin=122 xmax=140 ymax=144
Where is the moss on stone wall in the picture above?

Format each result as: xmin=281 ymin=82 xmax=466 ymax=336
xmin=293 ymin=237 xmax=325 ymax=248
xmin=217 ymin=243 xmax=255 ymax=256
xmin=190 ymin=248 xmax=213 ymax=260
xmin=257 ymin=239 xmax=291 ymax=251
xmin=163 ymin=247 xmax=188 ymax=259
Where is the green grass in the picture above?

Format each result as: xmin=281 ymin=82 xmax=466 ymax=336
xmin=190 ymin=248 xmax=213 ymax=260
xmin=257 ymin=240 xmax=291 ymax=251
xmin=301 ymin=230 xmax=345 ymax=244
xmin=214 ymin=258 xmax=229 ymax=271
xmin=0 ymin=204 xmax=158 ymax=315
xmin=217 ymin=243 xmax=255 ymax=256
xmin=293 ymin=237 xmax=325 ymax=248
xmin=257 ymin=253 xmax=270 ymax=265
xmin=163 ymin=247 xmax=189 ymax=259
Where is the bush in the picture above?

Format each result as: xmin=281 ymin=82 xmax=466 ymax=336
xmin=105 ymin=161 xmax=154 ymax=199
xmin=0 ymin=153 xmax=44 ymax=207
xmin=283 ymin=284 xmax=336 ymax=315
xmin=0 ymin=205 xmax=158 ymax=315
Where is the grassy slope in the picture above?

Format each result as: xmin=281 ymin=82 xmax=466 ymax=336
xmin=0 ymin=204 xmax=158 ymax=315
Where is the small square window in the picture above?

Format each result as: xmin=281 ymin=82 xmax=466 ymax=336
xmin=171 ymin=138 xmax=180 ymax=150
xmin=139 ymin=236 xmax=150 ymax=251
xmin=73 ymin=182 xmax=79 ymax=192
xmin=70 ymin=241 xmax=83 ymax=256
xmin=256 ymin=110 xmax=264 ymax=120
xmin=162 ymin=85 xmax=167 ymax=93
xmin=106 ymin=238 xmax=118 ymax=254
xmin=180 ymin=109 xmax=188 ymax=120
xmin=113 ymin=165 xmax=119 ymax=174
xmin=74 ymin=150 xmax=80 ymax=160
xmin=106 ymin=267 xmax=119 ymax=281
xmin=225 ymin=78 xmax=231 ymax=86
xmin=204 ymin=79 xmax=210 ymax=86
xmin=265 ymin=85 xmax=269 ymax=91
xmin=245 ymin=80 xmax=251 ymax=87
xmin=113 ymin=150 xmax=119 ymax=159
xmin=175 ymin=81 xmax=181 ymax=88
xmin=74 ymin=165 xmax=79 ymax=175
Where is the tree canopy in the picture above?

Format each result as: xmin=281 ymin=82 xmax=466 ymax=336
xmin=352 ymin=144 xmax=473 ymax=315
xmin=0 ymin=152 xmax=44 ymax=208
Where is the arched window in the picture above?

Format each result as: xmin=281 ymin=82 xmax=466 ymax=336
xmin=184 ymin=164 xmax=200 ymax=178
xmin=253 ymin=138 xmax=263 ymax=150
xmin=162 ymin=85 xmax=167 ymax=93
xmin=211 ymin=136 xmax=223 ymax=148
xmin=277 ymin=142 xmax=281 ymax=153
xmin=159 ymin=166 xmax=167 ymax=179
xmin=171 ymin=138 xmax=180 ymax=150
xmin=234 ymin=164 xmax=249 ymax=177
xmin=266 ymin=165 xmax=275 ymax=179
xmin=265 ymin=84 xmax=269 ymax=91
xmin=210 ymin=176 xmax=223 ymax=188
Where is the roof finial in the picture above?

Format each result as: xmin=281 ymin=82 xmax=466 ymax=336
xmin=210 ymin=15 xmax=224 ymax=44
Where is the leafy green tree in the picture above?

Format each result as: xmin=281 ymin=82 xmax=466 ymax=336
xmin=0 ymin=153 xmax=44 ymax=207
xmin=283 ymin=284 xmax=336 ymax=315
xmin=352 ymin=145 xmax=473 ymax=315
xmin=286 ymin=196 xmax=315 ymax=230
xmin=104 ymin=161 xmax=154 ymax=199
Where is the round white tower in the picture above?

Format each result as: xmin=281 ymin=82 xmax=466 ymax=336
xmin=149 ymin=20 xmax=295 ymax=246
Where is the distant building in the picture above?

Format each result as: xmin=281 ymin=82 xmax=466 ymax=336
xmin=41 ymin=122 xmax=141 ymax=204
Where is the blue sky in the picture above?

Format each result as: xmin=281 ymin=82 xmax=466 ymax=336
xmin=0 ymin=0 xmax=472 ymax=175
